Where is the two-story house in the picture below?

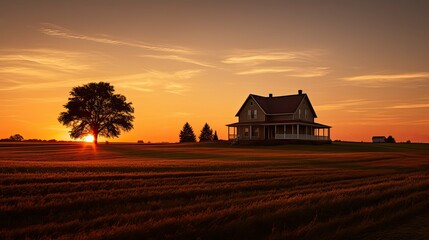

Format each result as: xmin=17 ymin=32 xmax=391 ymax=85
xmin=226 ymin=90 xmax=331 ymax=142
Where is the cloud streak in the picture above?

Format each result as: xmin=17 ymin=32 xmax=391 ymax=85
xmin=289 ymin=67 xmax=330 ymax=78
xmin=88 ymin=69 xmax=200 ymax=95
xmin=315 ymin=99 xmax=374 ymax=111
xmin=0 ymin=49 xmax=92 ymax=72
xmin=342 ymin=72 xmax=429 ymax=87
xmin=222 ymin=49 xmax=325 ymax=65
xmin=387 ymin=103 xmax=429 ymax=109
xmin=237 ymin=67 xmax=294 ymax=75
xmin=40 ymin=23 xmax=194 ymax=54
xmin=140 ymin=55 xmax=216 ymax=68
xmin=223 ymin=49 xmax=329 ymax=77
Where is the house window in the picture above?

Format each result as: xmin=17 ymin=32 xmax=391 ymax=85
xmin=249 ymin=109 xmax=257 ymax=119
xmin=305 ymin=109 xmax=308 ymax=119
xmin=253 ymin=127 xmax=259 ymax=137
xmin=244 ymin=127 xmax=249 ymax=137
xmin=250 ymin=101 xmax=253 ymax=106
xmin=299 ymin=109 xmax=301 ymax=119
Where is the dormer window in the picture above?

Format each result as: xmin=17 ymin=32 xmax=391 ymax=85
xmin=250 ymin=101 xmax=253 ymax=106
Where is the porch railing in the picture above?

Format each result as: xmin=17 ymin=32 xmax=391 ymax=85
xmin=275 ymin=134 xmax=329 ymax=141
xmin=228 ymin=134 xmax=237 ymax=140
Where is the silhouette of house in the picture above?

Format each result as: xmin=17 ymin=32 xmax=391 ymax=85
xmin=226 ymin=90 xmax=331 ymax=142
xmin=372 ymin=136 xmax=386 ymax=143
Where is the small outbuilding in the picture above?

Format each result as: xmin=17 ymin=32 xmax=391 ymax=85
xmin=372 ymin=136 xmax=386 ymax=143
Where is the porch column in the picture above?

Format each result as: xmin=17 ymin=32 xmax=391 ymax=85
xmin=228 ymin=127 xmax=230 ymax=140
xmin=274 ymin=125 xmax=277 ymax=139
xmin=328 ymin=128 xmax=331 ymax=140
xmin=297 ymin=124 xmax=300 ymax=139
xmin=284 ymin=125 xmax=286 ymax=139
xmin=250 ymin=125 xmax=252 ymax=140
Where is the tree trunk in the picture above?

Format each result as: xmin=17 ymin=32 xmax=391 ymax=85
xmin=94 ymin=134 xmax=98 ymax=144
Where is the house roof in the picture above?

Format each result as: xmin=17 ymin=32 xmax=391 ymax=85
xmin=235 ymin=93 xmax=318 ymax=117
xmin=226 ymin=120 xmax=331 ymax=128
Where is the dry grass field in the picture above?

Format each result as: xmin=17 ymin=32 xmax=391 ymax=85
xmin=1 ymin=142 xmax=429 ymax=240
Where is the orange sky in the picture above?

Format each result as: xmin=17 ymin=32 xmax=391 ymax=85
xmin=1 ymin=1 xmax=429 ymax=143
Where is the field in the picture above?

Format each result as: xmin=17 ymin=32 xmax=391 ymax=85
xmin=1 ymin=142 xmax=429 ymax=240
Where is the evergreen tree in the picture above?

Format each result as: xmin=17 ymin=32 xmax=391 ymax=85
xmin=213 ymin=130 xmax=219 ymax=141
xmin=199 ymin=123 xmax=213 ymax=142
xmin=179 ymin=122 xmax=196 ymax=142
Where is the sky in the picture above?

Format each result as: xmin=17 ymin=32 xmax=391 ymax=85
xmin=1 ymin=0 xmax=429 ymax=143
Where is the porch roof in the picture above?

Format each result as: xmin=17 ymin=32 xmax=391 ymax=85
xmin=226 ymin=120 xmax=331 ymax=128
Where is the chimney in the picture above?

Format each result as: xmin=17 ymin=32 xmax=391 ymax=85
xmin=298 ymin=90 xmax=303 ymax=95
xmin=269 ymin=93 xmax=273 ymax=98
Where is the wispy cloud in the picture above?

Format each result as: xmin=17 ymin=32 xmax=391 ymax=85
xmin=140 ymin=55 xmax=215 ymax=68
xmin=223 ymin=53 xmax=298 ymax=64
xmin=315 ymin=99 xmax=374 ymax=111
xmin=343 ymin=72 xmax=429 ymax=81
xmin=96 ymin=69 xmax=201 ymax=95
xmin=223 ymin=49 xmax=329 ymax=77
xmin=0 ymin=49 xmax=92 ymax=72
xmin=342 ymin=72 xmax=429 ymax=87
xmin=0 ymin=67 xmax=60 ymax=78
xmin=40 ymin=23 xmax=193 ymax=54
xmin=235 ymin=66 xmax=329 ymax=77
xmin=223 ymin=49 xmax=325 ymax=65
xmin=164 ymin=83 xmax=189 ymax=95
xmin=237 ymin=67 xmax=294 ymax=75
xmin=289 ymin=67 xmax=330 ymax=78
xmin=387 ymin=103 xmax=429 ymax=109
xmin=0 ymin=48 xmax=100 ymax=91
xmin=0 ymin=67 xmax=202 ymax=95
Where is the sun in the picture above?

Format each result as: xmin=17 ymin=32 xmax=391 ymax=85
xmin=83 ymin=135 xmax=95 ymax=143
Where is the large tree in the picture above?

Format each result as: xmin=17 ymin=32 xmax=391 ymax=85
xmin=58 ymin=82 xmax=134 ymax=144
xmin=199 ymin=123 xmax=213 ymax=142
xmin=179 ymin=122 xmax=196 ymax=143
xmin=9 ymin=134 xmax=24 ymax=142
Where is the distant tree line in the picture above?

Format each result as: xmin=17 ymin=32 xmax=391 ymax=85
xmin=179 ymin=122 xmax=219 ymax=143
xmin=0 ymin=134 xmax=25 ymax=142
xmin=0 ymin=134 xmax=62 ymax=142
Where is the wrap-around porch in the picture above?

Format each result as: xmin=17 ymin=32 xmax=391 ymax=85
xmin=227 ymin=122 xmax=331 ymax=141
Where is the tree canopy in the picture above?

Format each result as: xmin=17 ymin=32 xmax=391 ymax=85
xmin=385 ymin=136 xmax=396 ymax=143
xmin=58 ymin=82 xmax=134 ymax=144
xmin=179 ymin=122 xmax=196 ymax=143
xmin=199 ymin=123 xmax=213 ymax=142
xmin=9 ymin=134 xmax=24 ymax=142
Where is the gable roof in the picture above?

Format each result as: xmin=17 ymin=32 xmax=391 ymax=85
xmin=235 ymin=93 xmax=318 ymax=117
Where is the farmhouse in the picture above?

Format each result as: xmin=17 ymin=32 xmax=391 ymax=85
xmin=226 ymin=90 xmax=331 ymax=142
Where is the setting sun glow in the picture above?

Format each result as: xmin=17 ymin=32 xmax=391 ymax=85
xmin=83 ymin=135 xmax=95 ymax=143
